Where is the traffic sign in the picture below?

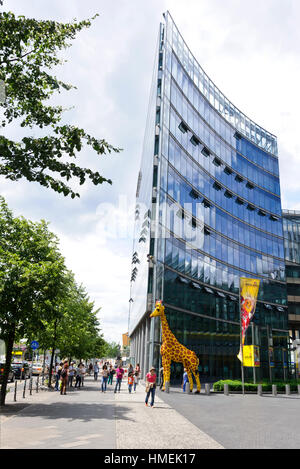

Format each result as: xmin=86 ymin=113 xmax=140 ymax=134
xmin=31 ymin=341 xmax=39 ymax=350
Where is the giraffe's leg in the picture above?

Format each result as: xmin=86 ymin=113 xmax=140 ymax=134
xmin=162 ymin=356 xmax=171 ymax=391
xmin=162 ymin=358 xmax=171 ymax=391
xmin=192 ymin=369 xmax=201 ymax=394
xmin=186 ymin=367 xmax=194 ymax=392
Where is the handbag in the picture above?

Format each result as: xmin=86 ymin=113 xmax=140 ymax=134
xmin=145 ymin=383 xmax=150 ymax=393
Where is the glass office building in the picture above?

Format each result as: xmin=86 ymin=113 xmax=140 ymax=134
xmin=283 ymin=210 xmax=300 ymax=341
xmin=129 ymin=12 xmax=289 ymax=382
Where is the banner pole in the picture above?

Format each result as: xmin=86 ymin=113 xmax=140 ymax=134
xmin=239 ymin=279 xmax=245 ymax=395
xmin=252 ymin=322 xmax=256 ymax=385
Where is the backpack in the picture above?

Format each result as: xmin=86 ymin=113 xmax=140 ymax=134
xmin=61 ymin=368 xmax=67 ymax=378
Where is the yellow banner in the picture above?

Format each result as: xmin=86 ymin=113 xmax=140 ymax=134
xmin=238 ymin=278 xmax=260 ymax=362
xmin=243 ymin=345 xmax=260 ymax=367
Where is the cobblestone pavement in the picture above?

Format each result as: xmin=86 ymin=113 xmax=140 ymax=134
xmin=0 ymin=377 xmax=222 ymax=449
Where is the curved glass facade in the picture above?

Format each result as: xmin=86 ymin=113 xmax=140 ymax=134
xmin=129 ymin=12 xmax=289 ymax=381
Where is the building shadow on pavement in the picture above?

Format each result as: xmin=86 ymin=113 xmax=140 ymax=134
xmin=1 ymin=402 xmax=134 ymax=423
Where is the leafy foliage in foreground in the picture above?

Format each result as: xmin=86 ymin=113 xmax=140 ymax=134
xmin=0 ymin=11 xmax=121 ymax=197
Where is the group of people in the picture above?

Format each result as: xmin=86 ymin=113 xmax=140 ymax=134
xmin=54 ymin=360 xmax=159 ymax=408
xmin=55 ymin=360 xmax=86 ymax=394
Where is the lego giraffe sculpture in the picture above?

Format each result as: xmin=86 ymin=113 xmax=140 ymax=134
xmin=150 ymin=301 xmax=201 ymax=393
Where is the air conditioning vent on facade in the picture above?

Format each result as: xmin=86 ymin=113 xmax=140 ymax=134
xmin=178 ymin=121 xmax=188 ymax=133
xmin=235 ymin=174 xmax=244 ymax=183
xmin=258 ymin=210 xmax=266 ymax=216
xmin=234 ymin=131 xmax=242 ymax=140
xmin=190 ymin=135 xmax=200 ymax=146
xmin=235 ymin=197 xmax=244 ymax=205
xmin=224 ymin=166 xmax=233 ymax=175
xmin=189 ymin=189 xmax=199 ymax=199
xmin=213 ymin=181 xmax=222 ymax=191
xmin=224 ymin=190 xmax=233 ymax=199
xmin=202 ymin=198 xmax=211 ymax=208
xmin=246 ymin=181 xmax=255 ymax=189
xmin=213 ymin=157 xmax=222 ymax=167
xmin=201 ymin=147 xmax=210 ymax=157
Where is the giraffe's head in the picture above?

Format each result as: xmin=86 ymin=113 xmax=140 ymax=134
xmin=150 ymin=300 xmax=165 ymax=318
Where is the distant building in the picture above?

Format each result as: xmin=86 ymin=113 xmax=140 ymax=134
xmin=283 ymin=210 xmax=300 ymax=342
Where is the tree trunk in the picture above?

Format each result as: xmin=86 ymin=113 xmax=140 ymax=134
xmin=0 ymin=324 xmax=15 ymax=406
xmin=48 ymin=319 xmax=57 ymax=388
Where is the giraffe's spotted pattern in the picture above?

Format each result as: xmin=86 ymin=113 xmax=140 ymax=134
xmin=150 ymin=301 xmax=201 ymax=393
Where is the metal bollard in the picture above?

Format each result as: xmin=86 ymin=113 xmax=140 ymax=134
xmin=224 ymin=383 xmax=229 ymax=396
xmin=14 ymin=381 xmax=17 ymax=402
xmin=23 ymin=378 xmax=26 ymax=398
xmin=185 ymin=382 xmax=190 ymax=393
xmin=165 ymin=381 xmax=170 ymax=393
xmin=30 ymin=377 xmax=33 ymax=395
xmin=36 ymin=375 xmax=39 ymax=393
xmin=285 ymin=384 xmax=290 ymax=396
xmin=205 ymin=383 xmax=210 ymax=395
xmin=257 ymin=384 xmax=263 ymax=396
xmin=272 ymin=384 xmax=277 ymax=396
xmin=298 ymin=385 xmax=300 ymax=395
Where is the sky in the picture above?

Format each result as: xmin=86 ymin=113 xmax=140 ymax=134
xmin=1 ymin=0 xmax=300 ymax=344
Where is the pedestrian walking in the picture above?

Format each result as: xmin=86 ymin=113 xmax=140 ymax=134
xmin=107 ymin=365 xmax=115 ymax=385
xmin=75 ymin=364 xmax=82 ymax=388
xmin=80 ymin=363 xmax=86 ymax=387
xmin=128 ymin=363 xmax=134 ymax=375
xmin=101 ymin=364 xmax=109 ymax=392
xmin=60 ymin=360 xmax=69 ymax=395
xmin=88 ymin=363 xmax=93 ymax=376
xmin=159 ymin=366 xmax=164 ymax=390
xmin=94 ymin=362 xmax=99 ymax=381
xmin=54 ymin=362 xmax=60 ymax=391
xmin=114 ymin=365 xmax=125 ymax=393
xmin=128 ymin=372 xmax=134 ymax=393
xmin=145 ymin=366 xmax=157 ymax=408
xmin=182 ymin=368 xmax=188 ymax=392
xmin=133 ymin=363 xmax=140 ymax=392
xmin=68 ymin=362 xmax=75 ymax=388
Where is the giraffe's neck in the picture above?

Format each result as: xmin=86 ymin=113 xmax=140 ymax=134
xmin=160 ymin=313 xmax=175 ymax=342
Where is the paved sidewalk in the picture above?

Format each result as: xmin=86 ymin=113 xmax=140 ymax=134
xmin=0 ymin=377 xmax=223 ymax=449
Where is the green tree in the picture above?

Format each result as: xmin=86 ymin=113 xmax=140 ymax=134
xmin=0 ymin=197 xmax=67 ymax=405
xmin=0 ymin=11 xmax=121 ymax=198
xmin=104 ymin=341 xmax=121 ymax=359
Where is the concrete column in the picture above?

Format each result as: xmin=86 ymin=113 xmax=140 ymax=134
xmin=285 ymin=384 xmax=290 ymax=395
xmin=144 ymin=317 xmax=150 ymax=378
xmin=140 ymin=321 xmax=145 ymax=373
xmin=257 ymin=384 xmax=263 ymax=396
